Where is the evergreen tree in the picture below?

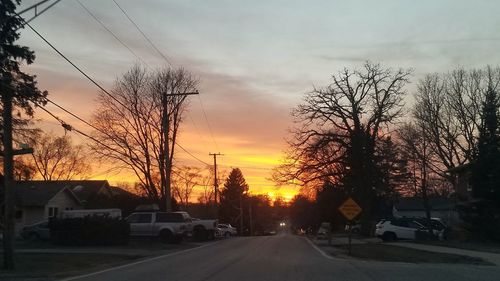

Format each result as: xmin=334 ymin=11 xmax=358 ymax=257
xmin=219 ymin=168 xmax=248 ymax=233
xmin=1 ymin=0 xmax=47 ymax=118
xmin=470 ymin=86 xmax=500 ymax=202
xmin=1 ymin=0 xmax=47 ymax=269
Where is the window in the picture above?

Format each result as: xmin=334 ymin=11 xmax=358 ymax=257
xmin=127 ymin=213 xmax=152 ymax=223
xmin=156 ymin=212 xmax=183 ymax=223
xmin=48 ymin=207 xmax=59 ymax=218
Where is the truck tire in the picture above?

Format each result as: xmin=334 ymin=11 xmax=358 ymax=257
xmin=193 ymin=226 xmax=208 ymax=241
xmin=159 ymin=229 xmax=173 ymax=243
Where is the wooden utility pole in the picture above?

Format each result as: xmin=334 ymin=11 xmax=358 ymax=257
xmin=2 ymin=92 xmax=14 ymax=269
xmin=161 ymin=91 xmax=198 ymax=212
xmin=209 ymin=153 xmax=223 ymax=204
xmin=2 ymin=1 xmax=60 ymax=270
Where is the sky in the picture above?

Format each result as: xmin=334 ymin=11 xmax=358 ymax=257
xmin=15 ymin=0 xmax=500 ymax=201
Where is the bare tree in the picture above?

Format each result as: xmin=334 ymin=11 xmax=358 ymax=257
xmin=29 ymin=132 xmax=90 ymax=180
xmin=172 ymin=166 xmax=201 ymax=207
xmin=275 ymin=62 xmax=411 ymax=208
xmin=90 ymin=65 xmax=198 ymax=210
xmin=197 ymin=167 xmax=227 ymax=205
xmin=413 ymin=67 xmax=500 ymax=183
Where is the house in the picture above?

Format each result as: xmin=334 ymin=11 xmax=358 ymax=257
xmin=67 ymin=180 xmax=115 ymax=209
xmin=447 ymin=163 xmax=473 ymax=200
xmin=11 ymin=180 xmax=117 ymax=234
xmin=392 ymin=197 xmax=460 ymax=225
xmin=14 ymin=181 xmax=83 ymax=235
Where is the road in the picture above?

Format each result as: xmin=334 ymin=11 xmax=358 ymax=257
xmin=62 ymin=232 xmax=500 ymax=281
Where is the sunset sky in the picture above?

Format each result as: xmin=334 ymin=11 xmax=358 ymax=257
xmin=15 ymin=0 xmax=500 ymax=201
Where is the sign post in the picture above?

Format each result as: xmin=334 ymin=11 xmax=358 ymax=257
xmin=338 ymin=197 xmax=362 ymax=256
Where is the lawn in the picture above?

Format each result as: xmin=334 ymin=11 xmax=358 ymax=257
xmin=0 ymin=253 xmax=142 ymax=280
xmin=329 ymin=243 xmax=493 ymax=265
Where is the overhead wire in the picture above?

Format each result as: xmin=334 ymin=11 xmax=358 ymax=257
xmin=75 ymin=0 xmax=149 ymax=67
xmin=111 ymin=0 xmax=220 ymax=152
xmin=17 ymin=12 xmax=207 ymax=166
xmin=112 ymin=0 xmax=172 ymax=66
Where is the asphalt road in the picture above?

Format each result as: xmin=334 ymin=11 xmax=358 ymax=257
xmin=62 ymin=232 xmax=500 ymax=281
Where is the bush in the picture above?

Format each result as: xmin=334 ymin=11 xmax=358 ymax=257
xmin=49 ymin=216 xmax=130 ymax=246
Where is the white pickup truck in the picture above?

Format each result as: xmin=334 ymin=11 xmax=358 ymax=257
xmin=126 ymin=211 xmax=190 ymax=243
xmin=191 ymin=217 xmax=218 ymax=241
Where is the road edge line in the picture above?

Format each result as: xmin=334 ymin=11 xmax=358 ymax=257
xmin=304 ymin=236 xmax=335 ymax=260
xmin=59 ymin=240 xmax=224 ymax=281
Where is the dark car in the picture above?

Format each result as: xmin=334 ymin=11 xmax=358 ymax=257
xmin=21 ymin=221 xmax=50 ymax=241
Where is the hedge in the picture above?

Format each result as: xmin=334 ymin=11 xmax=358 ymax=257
xmin=49 ymin=216 xmax=130 ymax=246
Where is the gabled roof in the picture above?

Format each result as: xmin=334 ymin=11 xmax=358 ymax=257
xmin=15 ymin=180 xmax=110 ymax=206
xmin=394 ymin=197 xmax=455 ymax=211
xmin=67 ymin=180 xmax=111 ymax=202
xmin=15 ymin=181 xmax=81 ymax=207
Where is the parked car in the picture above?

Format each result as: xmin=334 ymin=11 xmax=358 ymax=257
xmin=344 ymin=221 xmax=362 ymax=234
xmin=20 ymin=220 xmax=50 ymax=241
xmin=191 ymin=217 xmax=218 ymax=240
xmin=375 ymin=218 xmax=445 ymax=241
xmin=217 ymin=223 xmax=237 ymax=237
xmin=125 ymin=211 xmax=190 ymax=243
xmin=316 ymin=222 xmax=330 ymax=240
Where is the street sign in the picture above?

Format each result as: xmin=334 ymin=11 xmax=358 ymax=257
xmin=338 ymin=197 xmax=362 ymax=221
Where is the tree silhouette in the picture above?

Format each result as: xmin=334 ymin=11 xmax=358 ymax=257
xmin=470 ymin=86 xmax=500 ymax=202
xmin=1 ymin=0 xmax=48 ymax=270
xmin=219 ymin=168 xmax=248 ymax=233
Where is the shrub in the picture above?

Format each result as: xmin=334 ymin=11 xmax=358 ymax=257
xmin=49 ymin=215 xmax=130 ymax=246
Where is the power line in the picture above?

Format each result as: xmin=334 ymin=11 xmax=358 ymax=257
xmin=198 ymin=95 xmax=219 ymax=151
xmin=112 ymin=0 xmax=172 ymax=66
xmin=17 ymin=12 xmax=208 ymax=168
xmin=75 ymin=0 xmax=149 ymax=67
xmin=176 ymin=142 xmax=210 ymax=166
xmin=17 ymin=13 xmax=130 ymax=111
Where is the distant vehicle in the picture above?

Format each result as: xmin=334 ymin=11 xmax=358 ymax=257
xmin=190 ymin=217 xmax=218 ymax=240
xmin=262 ymin=229 xmax=277 ymax=236
xmin=126 ymin=211 xmax=190 ymax=243
xmin=316 ymin=222 xmax=330 ymax=240
xmin=62 ymin=208 xmax=122 ymax=219
xmin=20 ymin=221 xmax=50 ymax=240
xmin=375 ymin=218 xmax=445 ymax=241
xmin=344 ymin=221 xmax=362 ymax=234
xmin=217 ymin=223 xmax=237 ymax=237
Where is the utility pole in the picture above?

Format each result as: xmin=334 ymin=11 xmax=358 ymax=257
xmin=209 ymin=153 xmax=223 ymax=204
xmin=2 ymin=1 xmax=59 ymax=270
xmin=161 ymin=91 xmax=198 ymax=212
xmin=2 ymin=92 xmax=14 ymax=270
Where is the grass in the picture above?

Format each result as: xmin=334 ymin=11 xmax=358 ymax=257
xmin=414 ymin=240 xmax=500 ymax=254
xmin=0 ymin=253 xmax=142 ymax=280
xmin=329 ymin=243 xmax=493 ymax=265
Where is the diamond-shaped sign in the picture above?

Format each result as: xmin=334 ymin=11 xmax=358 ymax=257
xmin=338 ymin=197 xmax=362 ymax=221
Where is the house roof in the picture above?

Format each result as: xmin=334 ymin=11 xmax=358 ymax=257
xmin=15 ymin=181 xmax=81 ymax=207
xmin=66 ymin=180 xmax=111 ymax=202
xmin=109 ymin=186 xmax=139 ymax=198
xmin=15 ymin=180 xmax=110 ymax=206
xmin=394 ymin=197 xmax=455 ymax=211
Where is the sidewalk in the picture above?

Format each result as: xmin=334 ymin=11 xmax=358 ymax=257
xmin=390 ymin=241 xmax=500 ymax=266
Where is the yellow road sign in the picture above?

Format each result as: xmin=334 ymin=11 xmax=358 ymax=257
xmin=338 ymin=197 xmax=362 ymax=221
